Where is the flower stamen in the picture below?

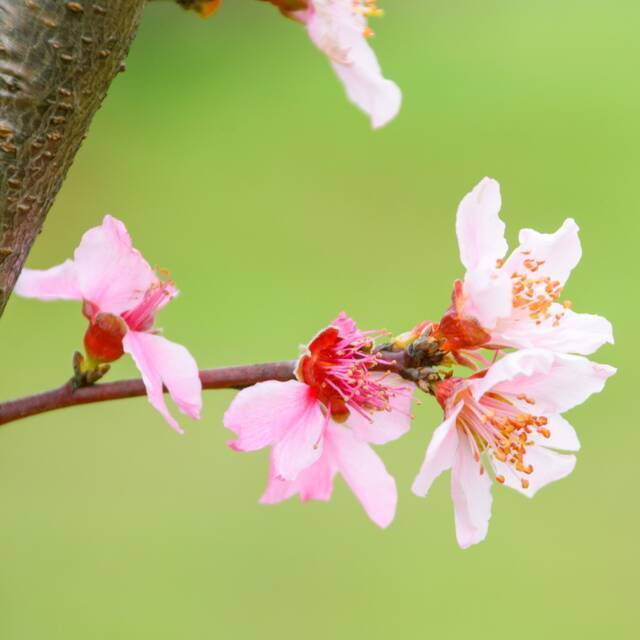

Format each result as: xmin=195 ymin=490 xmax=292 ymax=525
xmin=296 ymin=315 xmax=406 ymax=422
xmin=453 ymin=387 xmax=551 ymax=487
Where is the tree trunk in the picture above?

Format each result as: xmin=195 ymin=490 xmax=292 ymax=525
xmin=0 ymin=0 xmax=147 ymax=318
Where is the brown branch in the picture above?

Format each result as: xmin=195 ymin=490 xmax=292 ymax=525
xmin=0 ymin=361 xmax=297 ymax=427
xmin=0 ymin=0 xmax=147 ymax=318
xmin=0 ymin=350 xmax=411 ymax=428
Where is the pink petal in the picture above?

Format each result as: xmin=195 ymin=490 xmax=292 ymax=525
xmin=260 ymin=460 xmax=300 ymax=505
xmin=15 ymin=260 xmax=81 ymax=301
xmin=73 ymin=215 xmax=157 ymax=314
xmin=492 ymin=305 xmax=614 ymax=355
xmin=493 ymin=447 xmax=576 ymax=498
xmin=260 ymin=452 xmax=336 ymax=505
xmin=326 ymin=423 xmax=397 ymax=528
xmin=503 ymin=218 xmax=581 ymax=287
xmin=122 ymin=331 xmax=202 ymax=433
xmin=474 ymin=350 xmax=616 ymax=414
xmin=330 ymin=310 xmax=359 ymax=337
xmin=412 ymin=404 xmax=461 ymax=497
xmin=450 ymin=437 xmax=493 ymax=549
xmin=347 ymin=374 xmax=413 ymax=444
xmin=456 ymin=177 xmax=508 ymax=272
xmin=271 ymin=396 xmax=326 ymax=481
xmin=224 ymin=380 xmax=315 ymax=452
xmin=306 ymin=1 xmax=401 ymax=128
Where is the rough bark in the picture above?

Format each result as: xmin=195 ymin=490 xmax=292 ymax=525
xmin=0 ymin=0 xmax=147 ymax=318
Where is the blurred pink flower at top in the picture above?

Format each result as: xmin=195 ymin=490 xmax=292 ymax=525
xmin=435 ymin=177 xmax=614 ymax=356
xmin=412 ymin=348 xmax=615 ymax=548
xmin=224 ymin=312 xmax=413 ymax=527
xmin=267 ymin=0 xmax=401 ymax=128
xmin=15 ymin=215 xmax=202 ymax=433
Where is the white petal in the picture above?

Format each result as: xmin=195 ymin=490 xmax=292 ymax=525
xmin=532 ymin=413 xmax=580 ymax=452
xmin=412 ymin=404 xmax=461 ymax=497
xmin=492 ymin=352 xmax=615 ymax=414
xmin=456 ymin=177 xmax=508 ymax=272
xmin=463 ymin=264 xmax=513 ymax=329
xmin=494 ymin=447 xmax=576 ymax=498
xmin=306 ymin=0 xmax=401 ymax=128
xmin=503 ymin=218 xmax=581 ymax=287
xmin=471 ymin=349 xmax=556 ymax=401
xmin=450 ymin=438 xmax=493 ymax=549
xmin=491 ymin=305 xmax=613 ymax=355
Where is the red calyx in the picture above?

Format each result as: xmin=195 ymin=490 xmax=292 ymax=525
xmin=83 ymin=312 xmax=127 ymax=364
xmin=436 ymin=280 xmax=490 ymax=352
xmin=297 ymin=326 xmax=350 ymax=422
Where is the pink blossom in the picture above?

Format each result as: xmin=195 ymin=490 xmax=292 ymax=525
xmin=274 ymin=0 xmax=401 ymax=128
xmin=412 ymin=349 xmax=615 ymax=548
xmin=437 ymin=177 xmax=613 ymax=356
xmin=224 ymin=312 xmax=413 ymax=527
xmin=15 ymin=215 xmax=202 ymax=433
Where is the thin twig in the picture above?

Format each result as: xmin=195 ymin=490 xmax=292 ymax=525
xmin=0 ymin=361 xmax=295 ymax=428
xmin=0 ymin=351 xmax=408 ymax=428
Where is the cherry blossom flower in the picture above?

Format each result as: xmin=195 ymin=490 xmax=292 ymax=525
xmin=224 ymin=312 xmax=413 ymax=527
xmin=435 ymin=177 xmax=613 ymax=356
xmin=15 ymin=215 xmax=202 ymax=433
xmin=412 ymin=348 xmax=615 ymax=548
xmin=265 ymin=0 xmax=401 ymax=128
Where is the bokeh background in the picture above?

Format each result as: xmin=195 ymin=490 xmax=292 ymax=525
xmin=0 ymin=0 xmax=637 ymax=637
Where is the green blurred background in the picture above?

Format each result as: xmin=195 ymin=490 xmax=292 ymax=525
xmin=0 ymin=0 xmax=636 ymax=637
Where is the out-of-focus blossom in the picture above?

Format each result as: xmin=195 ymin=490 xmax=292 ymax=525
xmin=224 ymin=312 xmax=413 ymax=527
xmin=178 ymin=0 xmax=223 ymax=18
xmin=412 ymin=349 xmax=615 ymax=548
xmin=264 ymin=0 xmax=401 ymax=128
xmin=15 ymin=215 xmax=202 ymax=433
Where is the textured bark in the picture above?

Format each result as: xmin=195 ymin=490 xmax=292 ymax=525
xmin=0 ymin=0 xmax=146 ymax=318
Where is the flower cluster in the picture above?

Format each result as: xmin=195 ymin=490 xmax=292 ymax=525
xmin=14 ymin=177 xmax=615 ymax=548
xmin=409 ymin=177 xmax=615 ymax=547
